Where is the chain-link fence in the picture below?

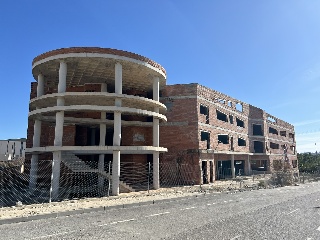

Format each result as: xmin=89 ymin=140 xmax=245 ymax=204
xmin=2 ymin=157 xmax=319 ymax=207
xmin=0 ymin=159 xmax=199 ymax=207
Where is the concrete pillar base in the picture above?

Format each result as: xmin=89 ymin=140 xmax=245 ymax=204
xmin=98 ymin=154 xmax=105 ymax=188
xmin=112 ymin=150 xmax=120 ymax=196
xmin=29 ymin=154 xmax=38 ymax=191
xmin=50 ymin=151 xmax=61 ymax=202
xmin=153 ymin=152 xmax=160 ymax=189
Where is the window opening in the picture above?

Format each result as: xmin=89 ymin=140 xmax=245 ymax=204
xmin=269 ymin=127 xmax=278 ymax=135
xmin=253 ymin=141 xmax=264 ymax=153
xmin=201 ymin=131 xmax=210 ymax=149
xmin=218 ymin=99 xmax=225 ymax=104
xmin=236 ymin=118 xmax=244 ymax=128
xmin=238 ymin=138 xmax=246 ymax=146
xmin=235 ymin=103 xmax=243 ymax=112
xmin=290 ymin=145 xmax=296 ymax=154
xmin=253 ymin=124 xmax=263 ymax=135
xmin=218 ymin=135 xmax=229 ymax=144
xmin=270 ymin=142 xmax=279 ymax=149
xmin=267 ymin=116 xmax=277 ymax=123
xmin=292 ymin=160 xmax=298 ymax=168
xmin=251 ymin=160 xmax=267 ymax=171
xmin=280 ymin=131 xmax=286 ymax=137
xmin=200 ymin=105 xmax=209 ymax=124
xmin=216 ymin=110 xmax=228 ymax=122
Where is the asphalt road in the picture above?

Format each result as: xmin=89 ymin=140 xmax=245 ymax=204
xmin=1 ymin=182 xmax=320 ymax=240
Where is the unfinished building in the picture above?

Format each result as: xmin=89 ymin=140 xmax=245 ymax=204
xmin=25 ymin=47 xmax=167 ymax=200
xmin=160 ymin=83 xmax=298 ymax=184
xmin=24 ymin=47 xmax=298 ymax=199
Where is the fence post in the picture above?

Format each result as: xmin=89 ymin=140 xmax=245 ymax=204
xmin=302 ymin=172 xmax=305 ymax=184
xmin=108 ymin=161 xmax=111 ymax=197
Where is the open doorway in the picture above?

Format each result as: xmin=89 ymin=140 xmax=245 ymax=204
xmin=202 ymin=161 xmax=208 ymax=184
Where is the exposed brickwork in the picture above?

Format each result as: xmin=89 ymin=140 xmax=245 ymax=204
xmin=160 ymin=83 xmax=298 ymax=182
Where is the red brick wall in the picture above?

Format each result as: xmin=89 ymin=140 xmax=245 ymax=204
xmin=122 ymin=126 xmax=152 ymax=146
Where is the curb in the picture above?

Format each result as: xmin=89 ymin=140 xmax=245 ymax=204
xmin=0 ymin=195 xmax=197 ymax=225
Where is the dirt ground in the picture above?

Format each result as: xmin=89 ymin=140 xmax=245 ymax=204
xmin=0 ymin=174 xmax=271 ymax=220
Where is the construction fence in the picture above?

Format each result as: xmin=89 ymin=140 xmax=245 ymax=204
xmin=0 ymin=159 xmax=199 ymax=207
xmin=0 ymin=158 xmax=318 ymax=207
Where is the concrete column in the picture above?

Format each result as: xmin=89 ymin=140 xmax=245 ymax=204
xmin=98 ymin=154 xmax=105 ymax=188
xmin=153 ymin=118 xmax=159 ymax=147
xmin=29 ymin=119 xmax=41 ymax=190
xmin=57 ymin=61 xmax=67 ymax=106
xmin=115 ymin=63 xmax=122 ymax=94
xmin=112 ymin=63 xmax=122 ymax=196
xmin=246 ymin=155 xmax=251 ymax=175
xmin=98 ymin=110 xmax=107 ymax=188
xmin=112 ymin=150 xmax=120 ymax=195
xmin=50 ymin=151 xmax=61 ymax=202
xmin=33 ymin=120 xmax=42 ymax=148
xmin=101 ymin=83 xmax=108 ymax=92
xmin=29 ymin=154 xmax=38 ymax=191
xmin=153 ymin=152 xmax=160 ymax=189
xmin=113 ymin=112 xmax=121 ymax=146
xmin=37 ymin=74 xmax=44 ymax=97
xmin=152 ymin=76 xmax=160 ymax=189
xmin=29 ymin=74 xmax=45 ymax=190
xmin=99 ymin=117 xmax=106 ymax=146
xmin=54 ymin=111 xmax=64 ymax=146
xmin=231 ymin=154 xmax=235 ymax=178
xmin=58 ymin=61 xmax=67 ymax=93
xmin=153 ymin=76 xmax=159 ymax=101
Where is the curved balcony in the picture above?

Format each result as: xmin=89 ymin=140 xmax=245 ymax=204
xmin=29 ymin=92 xmax=166 ymax=114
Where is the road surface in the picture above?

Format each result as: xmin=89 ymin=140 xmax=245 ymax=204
xmin=1 ymin=182 xmax=320 ymax=239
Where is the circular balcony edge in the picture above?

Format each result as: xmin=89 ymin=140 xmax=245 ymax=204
xmin=30 ymin=92 xmax=167 ymax=113
xmin=29 ymin=105 xmax=167 ymax=121
xmin=32 ymin=51 xmax=166 ymax=78
xmin=26 ymin=146 xmax=168 ymax=154
xmin=35 ymin=116 xmax=154 ymax=127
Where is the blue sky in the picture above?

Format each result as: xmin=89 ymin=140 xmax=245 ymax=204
xmin=0 ymin=1 xmax=319 ymax=152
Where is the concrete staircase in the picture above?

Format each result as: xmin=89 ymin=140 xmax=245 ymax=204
xmin=61 ymin=152 xmax=134 ymax=193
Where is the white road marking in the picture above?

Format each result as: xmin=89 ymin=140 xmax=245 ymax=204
xmin=229 ymin=200 xmax=233 ymax=202
xmin=230 ymin=235 xmax=241 ymax=240
xmin=146 ymin=211 xmax=170 ymax=217
xmin=98 ymin=218 xmax=136 ymax=226
xmin=224 ymin=201 xmax=228 ymax=203
xmin=182 ymin=207 xmax=196 ymax=210
xmin=207 ymin=203 xmax=212 ymax=206
xmin=30 ymin=231 xmax=76 ymax=239
xmin=317 ymin=226 xmax=320 ymax=231
xmin=287 ymin=209 xmax=299 ymax=215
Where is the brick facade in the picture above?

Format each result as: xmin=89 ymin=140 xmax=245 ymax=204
xmin=160 ymin=83 xmax=298 ymax=184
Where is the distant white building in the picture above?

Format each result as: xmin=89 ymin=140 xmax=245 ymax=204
xmin=0 ymin=138 xmax=26 ymax=160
